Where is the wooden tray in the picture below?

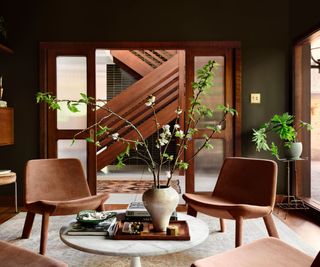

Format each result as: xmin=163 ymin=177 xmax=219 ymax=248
xmin=113 ymin=220 xmax=190 ymax=240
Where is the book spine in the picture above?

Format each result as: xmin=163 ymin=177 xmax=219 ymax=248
xmin=124 ymin=216 xmax=178 ymax=222
xmin=126 ymin=211 xmax=150 ymax=217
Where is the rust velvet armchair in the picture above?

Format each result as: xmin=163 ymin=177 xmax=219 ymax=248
xmin=191 ymin=237 xmax=318 ymax=267
xmin=183 ymin=157 xmax=279 ymax=247
xmin=0 ymin=240 xmax=67 ymax=267
xmin=21 ymin=158 xmax=109 ymax=254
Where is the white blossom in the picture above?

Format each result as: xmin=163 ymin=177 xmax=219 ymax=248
xmin=174 ymin=124 xmax=180 ymax=129
xmin=163 ymin=124 xmax=170 ymax=131
xmin=159 ymin=138 xmax=169 ymax=146
xmin=175 ymin=108 xmax=182 ymax=115
xmin=145 ymin=95 xmax=156 ymax=106
xmin=162 ymin=124 xmax=171 ymax=136
xmin=112 ymin=133 xmax=119 ymax=140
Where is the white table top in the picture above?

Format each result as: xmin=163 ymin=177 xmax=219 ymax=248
xmin=60 ymin=212 xmax=209 ymax=257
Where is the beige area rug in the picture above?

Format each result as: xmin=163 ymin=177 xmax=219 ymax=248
xmin=97 ymin=180 xmax=181 ymax=194
xmin=0 ymin=212 xmax=316 ymax=267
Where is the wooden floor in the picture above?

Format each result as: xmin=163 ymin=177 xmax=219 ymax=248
xmin=274 ymin=206 xmax=320 ymax=251
xmin=1 ymin=203 xmax=319 ymax=251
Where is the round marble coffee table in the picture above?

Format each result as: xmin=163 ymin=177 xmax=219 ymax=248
xmin=60 ymin=212 xmax=209 ymax=267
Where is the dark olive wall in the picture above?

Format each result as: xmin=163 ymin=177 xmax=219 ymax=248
xmin=0 ymin=0 xmax=292 ymax=201
xmin=290 ymin=0 xmax=320 ymax=40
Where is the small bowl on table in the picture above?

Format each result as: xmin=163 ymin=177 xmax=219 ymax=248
xmin=76 ymin=210 xmax=117 ymax=225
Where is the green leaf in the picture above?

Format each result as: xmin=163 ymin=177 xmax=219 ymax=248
xmin=67 ymin=101 xmax=80 ymax=113
xmin=96 ymin=125 xmax=110 ymax=137
xmin=178 ymin=161 xmax=189 ymax=170
xmin=79 ymin=93 xmax=89 ymax=104
xmin=252 ymin=128 xmax=269 ymax=151
xmin=270 ymin=142 xmax=279 ymax=159
xmin=50 ymin=101 xmax=60 ymax=110
xmin=85 ymin=137 xmax=95 ymax=143
xmin=116 ymin=156 xmax=126 ymax=168
xmin=204 ymin=142 xmax=214 ymax=149
xmin=206 ymin=125 xmax=221 ymax=132
xmin=71 ymin=138 xmax=76 ymax=146
xmin=163 ymin=153 xmax=174 ymax=161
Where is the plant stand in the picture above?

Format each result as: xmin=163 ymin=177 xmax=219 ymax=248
xmin=276 ymin=158 xmax=308 ymax=219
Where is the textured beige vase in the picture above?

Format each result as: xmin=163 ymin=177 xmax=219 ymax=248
xmin=142 ymin=186 xmax=179 ymax=232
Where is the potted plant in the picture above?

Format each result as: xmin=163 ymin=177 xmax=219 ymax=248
xmin=252 ymin=112 xmax=312 ymax=159
xmin=37 ymin=60 xmax=237 ymax=231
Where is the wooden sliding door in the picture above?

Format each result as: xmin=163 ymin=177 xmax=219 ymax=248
xmin=185 ymin=48 xmax=241 ymax=193
xmin=41 ymin=47 xmax=97 ymax=193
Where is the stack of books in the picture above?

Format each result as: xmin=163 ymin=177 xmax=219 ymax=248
xmin=0 ymin=170 xmax=11 ymax=175
xmin=124 ymin=202 xmax=178 ymax=222
xmin=66 ymin=216 xmax=117 ymax=237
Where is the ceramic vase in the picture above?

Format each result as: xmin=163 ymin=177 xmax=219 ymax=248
xmin=142 ymin=186 xmax=179 ymax=232
xmin=284 ymin=142 xmax=303 ymax=160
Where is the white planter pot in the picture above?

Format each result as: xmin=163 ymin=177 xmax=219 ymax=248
xmin=284 ymin=142 xmax=303 ymax=160
xmin=142 ymin=186 xmax=179 ymax=232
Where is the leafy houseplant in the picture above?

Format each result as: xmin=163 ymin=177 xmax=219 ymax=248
xmin=37 ymin=60 xmax=237 ymax=231
xmin=252 ymin=112 xmax=312 ymax=159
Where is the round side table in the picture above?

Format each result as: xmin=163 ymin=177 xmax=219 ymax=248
xmin=60 ymin=212 xmax=209 ymax=267
xmin=0 ymin=172 xmax=18 ymax=212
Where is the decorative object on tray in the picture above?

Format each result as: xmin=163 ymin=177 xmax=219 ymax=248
xmin=76 ymin=210 xmax=117 ymax=225
xmin=252 ymin=112 xmax=312 ymax=159
xmin=37 ymin=60 xmax=237 ymax=232
xmin=113 ymin=220 xmax=190 ymax=240
xmin=66 ymin=216 xmax=117 ymax=236
xmin=122 ymin=221 xmax=144 ymax=235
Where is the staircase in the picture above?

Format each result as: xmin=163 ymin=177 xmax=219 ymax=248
xmin=96 ymin=51 xmax=182 ymax=170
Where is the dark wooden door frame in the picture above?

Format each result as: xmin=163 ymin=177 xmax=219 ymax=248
xmin=41 ymin=47 xmax=97 ymax=193
xmin=294 ymin=28 xmax=320 ymax=210
xmin=39 ymin=41 xmax=242 ymax=195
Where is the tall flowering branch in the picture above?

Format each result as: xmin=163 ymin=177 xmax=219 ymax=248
xmin=36 ymin=60 xmax=237 ymax=188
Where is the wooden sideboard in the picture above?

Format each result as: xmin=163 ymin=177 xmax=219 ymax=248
xmin=0 ymin=107 xmax=14 ymax=145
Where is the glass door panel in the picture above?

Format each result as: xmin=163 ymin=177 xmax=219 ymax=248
xmin=186 ymin=49 xmax=234 ymax=194
xmin=57 ymin=139 xmax=87 ymax=173
xmin=194 ymin=139 xmax=224 ymax=192
xmin=56 ymin=56 xmax=87 ymax=129
xmin=45 ymin=48 xmax=96 ymax=193
xmin=194 ymin=56 xmax=225 ymax=127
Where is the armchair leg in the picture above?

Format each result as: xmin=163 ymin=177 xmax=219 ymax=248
xmin=219 ymin=218 xmax=225 ymax=232
xmin=187 ymin=205 xmax=197 ymax=217
xmin=22 ymin=212 xmax=35 ymax=238
xmin=97 ymin=202 xmax=105 ymax=211
xmin=235 ymin=217 xmax=243 ymax=247
xmin=40 ymin=213 xmax=50 ymax=255
xmin=263 ymin=214 xmax=279 ymax=238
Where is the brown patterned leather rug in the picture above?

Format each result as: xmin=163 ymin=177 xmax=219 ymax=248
xmin=97 ymin=179 xmax=181 ymax=194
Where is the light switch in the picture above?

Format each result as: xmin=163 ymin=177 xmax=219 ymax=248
xmin=250 ymin=93 xmax=261 ymax=104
